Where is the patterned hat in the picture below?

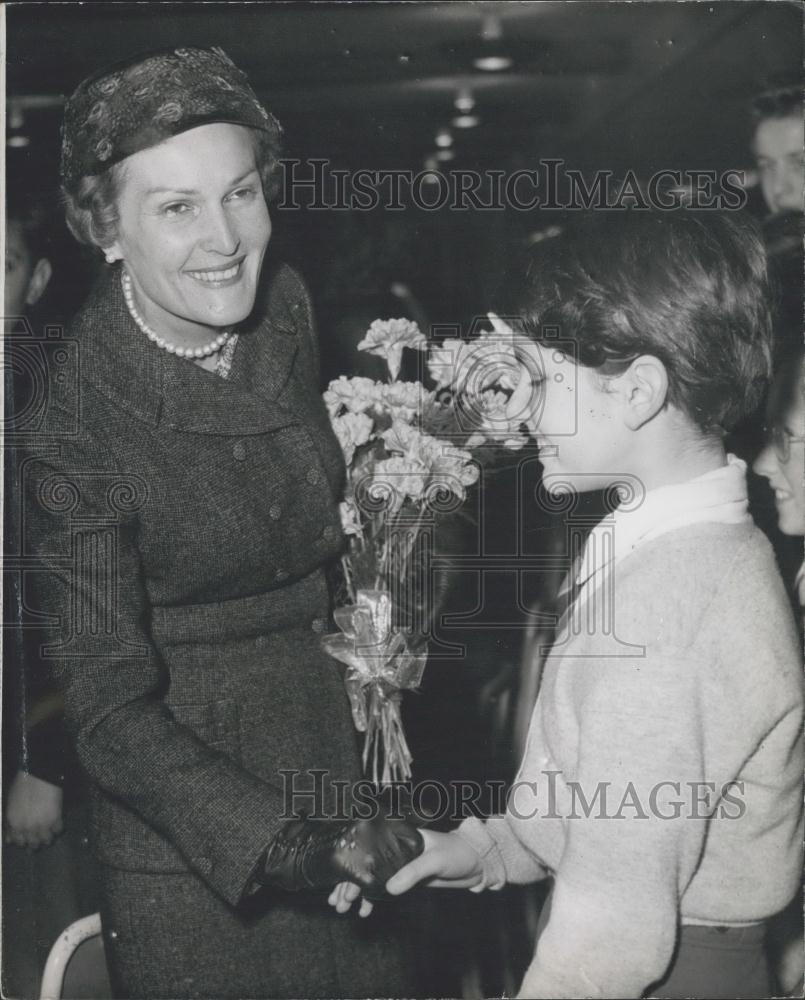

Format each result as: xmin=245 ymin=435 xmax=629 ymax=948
xmin=60 ymin=46 xmax=282 ymax=194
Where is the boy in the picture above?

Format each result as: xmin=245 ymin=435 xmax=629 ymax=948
xmin=333 ymin=211 xmax=803 ymax=999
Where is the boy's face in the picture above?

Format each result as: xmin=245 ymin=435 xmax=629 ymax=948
xmin=511 ymin=343 xmax=629 ymax=494
xmin=5 ymin=221 xmax=36 ymax=319
xmin=752 ymin=115 xmax=804 ymax=215
xmin=5 ymin=220 xmax=51 ymax=328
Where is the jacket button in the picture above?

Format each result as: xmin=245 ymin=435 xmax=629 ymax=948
xmin=269 ymin=503 xmax=282 ymax=520
xmin=311 ymin=618 xmax=327 ymax=633
xmin=275 ymin=569 xmax=290 ymax=583
xmin=306 ymin=469 xmax=320 ymax=486
xmin=233 ymin=441 xmax=247 ymax=461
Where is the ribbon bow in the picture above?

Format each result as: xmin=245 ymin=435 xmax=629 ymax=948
xmin=321 ymin=589 xmax=427 ymax=785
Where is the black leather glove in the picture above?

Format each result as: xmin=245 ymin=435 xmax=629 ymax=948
xmin=256 ymin=813 xmax=424 ymax=899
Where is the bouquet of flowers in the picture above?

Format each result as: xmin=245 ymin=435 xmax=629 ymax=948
xmin=321 ymin=315 xmax=527 ymax=786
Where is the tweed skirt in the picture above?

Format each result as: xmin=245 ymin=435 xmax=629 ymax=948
xmin=91 ymin=584 xmax=418 ymax=998
xmin=99 ymin=863 xmax=418 ymax=999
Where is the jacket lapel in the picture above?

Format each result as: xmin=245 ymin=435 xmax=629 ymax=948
xmin=161 ymin=326 xmax=300 ymax=435
xmin=75 ymin=267 xmax=302 ymax=436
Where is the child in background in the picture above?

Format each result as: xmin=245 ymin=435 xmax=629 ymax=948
xmin=333 ymin=210 xmax=803 ymax=999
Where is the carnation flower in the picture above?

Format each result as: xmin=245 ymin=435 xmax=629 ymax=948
xmin=425 ymin=442 xmax=479 ymax=502
xmin=380 ymin=420 xmax=428 ymax=458
xmin=332 ymin=411 xmax=374 ymax=465
xmin=357 ymin=319 xmax=427 ymax=381
xmin=466 ymin=389 xmax=528 ymax=451
xmin=377 ymin=381 xmax=434 ymax=423
xmin=324 ymin=376 xmax=381 ymax=418
xmin=370 ymin=456 xmax=430 ymax=512
xmin=378 ymin=423 xmax=479 ymax=505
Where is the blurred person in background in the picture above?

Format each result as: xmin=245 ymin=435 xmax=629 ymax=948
xmin=751 ymin=81 xmax=802 ymax=358
xmin=3 ymin=176 xmax=103 ymax=997
xmin=753 ymin=347 xmax=805 ymax=999
xmin=751 ymin=83 xmax=803 ymax=218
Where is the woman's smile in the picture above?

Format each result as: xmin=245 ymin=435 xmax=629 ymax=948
xmin=184 ymin=257 xmax=246 ymax=287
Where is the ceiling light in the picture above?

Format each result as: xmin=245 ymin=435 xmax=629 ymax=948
xmin=435 ymin=149 xmax=455 ymax=162
xmin=7 ymin=104 xmax=29 ymax=147
xmin=435 ymin=129 xmax=453 ymax=148
xmin=474 ymin=13 xmax=514 ymax=72
xmin=454 ymin=88 xmax=475 ymax=113
xmin=452 ymin=114 xmax=480 ymax=129
xmin=474 ymin=53 xmax=513 ymax=72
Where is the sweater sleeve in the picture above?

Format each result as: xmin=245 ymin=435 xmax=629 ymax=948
xmin=23 ymin=427 xmax=290 ymax=907
xmin=517 ymin=645 xmax=709 ymax=999
xmin=456 ymin=815 xmax=549 ymax=889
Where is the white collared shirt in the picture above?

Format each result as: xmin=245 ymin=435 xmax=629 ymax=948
xmin=572 ymin=454 xmax=751 ymax=607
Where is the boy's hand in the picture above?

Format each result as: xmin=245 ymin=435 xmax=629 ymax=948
xmin=4 ymin=771 xmax=64 ymax=849
xmin=386 ymin=829 xmax=484 ymax=894
xmin=327 ymin=829 xmax=485 ymax=916
xmin=328 ymin=881 xmax=374 ymax=917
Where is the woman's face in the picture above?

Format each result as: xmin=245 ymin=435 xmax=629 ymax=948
xmin=753 ymin=360 xmax=805 ymax=536
xmin=109 ymin=122 xmax=271 ymax=341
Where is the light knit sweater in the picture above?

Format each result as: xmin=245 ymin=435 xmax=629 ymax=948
xmin=458 ymin=520 xmax=803 ymax=998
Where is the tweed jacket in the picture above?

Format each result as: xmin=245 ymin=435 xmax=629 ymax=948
xmin=21 ymin=262 xmax=360 ymax=908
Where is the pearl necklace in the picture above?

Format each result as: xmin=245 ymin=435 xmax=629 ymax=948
xmin=121 ymin=270 xmax=231 ymax=359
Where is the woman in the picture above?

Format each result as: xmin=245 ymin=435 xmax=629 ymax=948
xmin=25 ymin=47 xmax=421 ymax=999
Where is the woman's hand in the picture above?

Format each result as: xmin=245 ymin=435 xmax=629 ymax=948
xmin=327 ymin=829 xmax=485 ymax=916
xmin=4 ymin=771 xmax=64 ymax=849
xmin=386 ymin=829 xmax=484 ymax=894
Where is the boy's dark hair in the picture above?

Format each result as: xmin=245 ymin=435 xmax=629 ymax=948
xmin=499 ymin=210 xmax=773 ymax=433
xmin=751 ymin=83 xmax=801 ymax=125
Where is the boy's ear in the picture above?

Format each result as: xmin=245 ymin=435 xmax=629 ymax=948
xmin=24 ymin=258 xmax=52 ymax=308
xmin=620 ymin=355 xmax=668 ymax=430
